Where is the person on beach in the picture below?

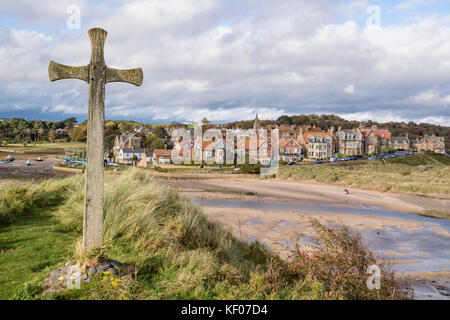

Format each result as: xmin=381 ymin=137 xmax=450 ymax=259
xmin=344 ymin=188 xmax=349 ymax=195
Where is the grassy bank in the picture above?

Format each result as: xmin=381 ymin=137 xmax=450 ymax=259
xmin=278 ymin=154 xmax=450 ymax=195
xmin=0 ymin=176 xmax=82 ymax=225
xmin=1 ymin=169 xmax=412 ymax=300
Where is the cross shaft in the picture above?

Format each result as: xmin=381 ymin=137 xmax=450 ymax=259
xmin=48 ymin=28 xmax=143 ymax=251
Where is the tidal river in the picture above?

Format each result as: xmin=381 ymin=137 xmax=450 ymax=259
xmin=174 ymin=177 xmax=450 ymax=300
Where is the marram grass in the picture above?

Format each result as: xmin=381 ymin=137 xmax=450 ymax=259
xmin=6 ymin=169 xmax=412 ymax=300
xmin=278 ymin=156 xmax=450 ymax=195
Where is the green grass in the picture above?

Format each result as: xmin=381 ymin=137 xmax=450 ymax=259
xmin=1 ymin=169 xmax=412 ymax=300
xmin=278 ymin=155 xmax=450 ymax=195
xmin=0 ymin=176 xmax=83 ymax=225
xmin=0 ymin=209 xmax=78 ymax=299
xmin=0 ymin=143 xmax=86 ymax=155
xmin=384 ymin=153 xmax=450 ymax=166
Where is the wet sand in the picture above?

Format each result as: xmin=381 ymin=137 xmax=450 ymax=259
xmin=175 ymin=178 xmax=450 ymax=215
xmin=172 ymin=177 xmax=450 ymax=300
xmin=0 ymin=158 xmax=69 ymax=179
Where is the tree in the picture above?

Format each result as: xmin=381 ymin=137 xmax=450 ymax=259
xmin=153 ymin=126 xmax=167 ymax=139
xmin=150 ymin=138 xmax=166 ymax=151
xmin=276 ymin=115 xmax=292 ymax=126
xmin=48 ymin=129 xmax=56 ymax=143
xmin=62 ymin=117 xmax=77 ymax=127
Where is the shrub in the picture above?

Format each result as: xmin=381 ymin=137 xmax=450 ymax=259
xmin=286 ymin=220 xmax=413 ymax=300
xmin=153 ymin=166 xmax=168 ymax=172
xmin=235 ymin=163 xmax=261 ymax=174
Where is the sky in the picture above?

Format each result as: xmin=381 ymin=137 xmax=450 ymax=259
xmin=0 ymin=0 xmax=449 ymax=125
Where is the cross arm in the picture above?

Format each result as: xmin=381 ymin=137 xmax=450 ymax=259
xmin=106 ymin=67 xmax=143 ymax=86
xmin=48 ymin=61 xmax=89 ymax=83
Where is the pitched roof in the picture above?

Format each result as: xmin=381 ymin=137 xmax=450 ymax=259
xmin=279 ymin=138 xmax=301 ymax=148
xmin=302 ymin=131 xmax=333 ymax=140
xmin=360 ymin=128 xmax=391 ymax=140
xmin=118 ymin=133 xmax=140 ymax=144
xmin=121 ymin=148 xmax=144 ymax=154
xmin=153 ymin=149 xmax=172 ymax=157
xmin=391 ymin=137 xmax=409 ymax=144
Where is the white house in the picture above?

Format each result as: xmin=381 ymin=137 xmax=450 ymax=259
xmin=118 ymin=148 xmax=145 ymax=163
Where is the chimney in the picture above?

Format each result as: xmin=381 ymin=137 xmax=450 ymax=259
xmin=330 ymin=126 xmax=335 ymax=136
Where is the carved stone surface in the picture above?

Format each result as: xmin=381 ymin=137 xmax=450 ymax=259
xmin=48 ymin=62 xmax=89 ymax=83
xmin=106 ymin=67 xmax=143 ymax=86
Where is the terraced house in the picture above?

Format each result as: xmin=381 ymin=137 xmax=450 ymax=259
xmin=298 ymin=127 xmax=334 ymax=159
xmin=414 ymin=135 xmax=445 ymax=154
xmin=360 ymin=125 xmax=391 ymax=154
xmin=390 ymin=135 xmax=410 ymax=150
xmin=335 ymin=127 xmax=364 ymax=156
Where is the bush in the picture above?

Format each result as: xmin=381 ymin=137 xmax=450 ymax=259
xmin=287 ymin=220 xmax=413 ymax=299
xmin=235 ymin=163 xmax=261 ymax=174
xmin=153 ymin=166 xmax=168 ymax=172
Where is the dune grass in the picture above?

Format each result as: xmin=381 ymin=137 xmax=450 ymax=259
xmin=3 ymin=169 xmax=412 ymax=300
xmin=278 ymin=155 xmax=450 ymax=195
xmin=0 ymin=176 xmax=83 ymax=226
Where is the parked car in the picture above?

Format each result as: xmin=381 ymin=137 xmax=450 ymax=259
xmin=6 ymin=155 xmax=15 ymax=162
xmin=350 ymin=156 xmax=358 ymax=161
xmin=313 ymin=160 xmax=323 ymax=165
xmin=36 ymin=157 xmax=43 ymax=161
xmin=287 ymin=162 xmax=297 ymax=166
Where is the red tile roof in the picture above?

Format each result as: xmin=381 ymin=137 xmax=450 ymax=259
xmin=153 ymin=149 xmax=172 ymax=157
xmin=360 ymin=128 xmax=391 ymax=140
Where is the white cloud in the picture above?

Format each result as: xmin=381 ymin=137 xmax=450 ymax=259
xmin=0 ymin=0 xmax=449 ymax=126
xmin=344 ymin=84 xmax=356 ymax=94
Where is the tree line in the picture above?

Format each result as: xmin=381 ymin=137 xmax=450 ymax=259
xmin=1 ymin=114 xmax=448 ymax=150
xmin=225 ymin=114 xmax=450 ymax=149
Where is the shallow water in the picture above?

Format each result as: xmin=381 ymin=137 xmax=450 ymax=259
xmin=191 ymin=197 xmax=450 ymax=274
xmin=191 ymin=196 xmax=450 ymax=299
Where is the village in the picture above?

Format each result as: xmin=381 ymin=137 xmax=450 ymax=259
xmin=110 ymin=115 xmax=447 ymax=167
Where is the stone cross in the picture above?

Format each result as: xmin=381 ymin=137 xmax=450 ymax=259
xmin=48 ymin=28 xmax=143 ymax=250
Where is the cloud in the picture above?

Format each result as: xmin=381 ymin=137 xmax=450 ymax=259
xmin=0 ymin=0 xmax=449 ymax=126
xmin=394 ymin=0 xmax=436 ymax=11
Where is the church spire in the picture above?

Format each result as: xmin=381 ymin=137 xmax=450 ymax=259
xmin=253 ymin=113 xmax=260 ymax=129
